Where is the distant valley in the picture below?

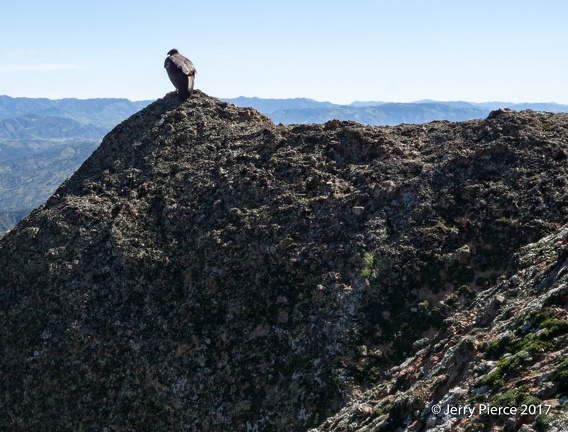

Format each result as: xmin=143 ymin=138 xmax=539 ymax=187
xmin=1 ymin=93 xmax=568 ymax=233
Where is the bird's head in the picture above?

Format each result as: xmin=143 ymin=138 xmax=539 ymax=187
xmin=167 ymin=49 xmax=179 ymax=56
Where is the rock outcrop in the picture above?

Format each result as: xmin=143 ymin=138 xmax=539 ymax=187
xmin=0 ymin=91 xmax=567 ymax=431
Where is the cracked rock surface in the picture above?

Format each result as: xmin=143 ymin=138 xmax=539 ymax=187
xmin=1 ymin=91 xmax=567 ymax=431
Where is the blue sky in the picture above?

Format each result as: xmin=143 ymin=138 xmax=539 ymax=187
xmin=2 ymin=1 xmax=567 ymax=104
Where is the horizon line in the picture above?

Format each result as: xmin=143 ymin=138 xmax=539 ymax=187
xmin=1 ymin=93 xmax=567 ymax=106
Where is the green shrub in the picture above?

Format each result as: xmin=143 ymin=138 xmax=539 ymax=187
xmin=534 ymin=414 xmax=551 ymax=432
xmin=553 ymin=356 xmax=568 ymax=396
xmin=361 ymin=252 xmax=374 ymax=279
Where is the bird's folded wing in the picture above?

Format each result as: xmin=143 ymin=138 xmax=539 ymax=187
xmin=170 ymin=55 xmax=195 ymax=76
xmin=181 ymin=61 xmax=196 ymax=76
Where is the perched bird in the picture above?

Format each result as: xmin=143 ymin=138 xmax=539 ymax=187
xmin=164 ymin=49 xmax=196 ymax=99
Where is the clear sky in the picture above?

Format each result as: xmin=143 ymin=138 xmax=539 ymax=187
xmin=2 ymin=0 xmax=567 ymax=104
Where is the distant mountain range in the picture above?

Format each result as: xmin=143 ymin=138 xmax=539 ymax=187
xmin=2 ymin=93 xmax=568 ymax=233
xmin=0 ymin=115 xmax=108 ymax=140
xmin=0 ymin=96 xmax=152 ymax=129
xmin=221 ymin=96 xmax=568 ymax=125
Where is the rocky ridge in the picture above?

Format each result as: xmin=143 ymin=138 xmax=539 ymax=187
xmin=0 ymin=91 xmax=567 ymax=431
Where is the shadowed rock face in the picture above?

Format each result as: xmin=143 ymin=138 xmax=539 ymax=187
xmin=1 ymin=91 xmax=567 ymax=431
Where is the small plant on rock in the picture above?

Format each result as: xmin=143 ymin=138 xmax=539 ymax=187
xmin=361 ymin=252 xmax=374 ymax=280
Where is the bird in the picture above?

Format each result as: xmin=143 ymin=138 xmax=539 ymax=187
xmin=164 ymin=49 xmax=196 ymax=99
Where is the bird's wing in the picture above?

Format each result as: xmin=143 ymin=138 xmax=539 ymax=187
xmin=170 ymin=54 xmax=196 ymax=76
